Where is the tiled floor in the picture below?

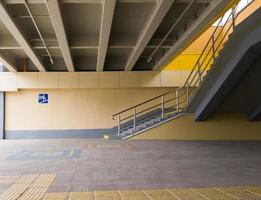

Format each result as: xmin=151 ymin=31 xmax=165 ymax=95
xmin=2 ymin=184 xmax=261 ymax=200
xmin=0 ymin=139 xmax=261 ymax=196
xmin=24 ymin=187 xmax=261 ymax=200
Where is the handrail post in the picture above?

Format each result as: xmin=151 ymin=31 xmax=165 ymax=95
xmin=232 ymin=5 xmax=236 ymax=29
xmin=176 ymin=89 xmax=179 ymax=112
xmin=133 ymin=108 xmax=136 ymax=131
xmin=186 ymin=84 xmax=189 ymax=102
xmin=161 ymin=96 xmax=164 ymax=118
xmin=197 ymin=61 xmax=202 ymax=84
xmin=211 ymin=35 xmax=215 ymax=60
xmin=118 ymin=114 xmax=120 ymax=136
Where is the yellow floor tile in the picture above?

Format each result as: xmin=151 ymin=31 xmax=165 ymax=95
xmin=168 ymin=189 xmax=207 ymax=200
xmin=69 ymin=192 xmax=94 ymax=200
xmin=217 ymin=187 xmax=261 ymax=200
xmin=43 ymin=192 xmax=68 ymax=200
xmin=120 ymin=190 xmax=149 ymax=200
xmin=245 ymin=186 xmax=261 ymax=196
xmin=193 ymin=188 xmax=235 ymax=200
xmin=144 ymin=189 xmax=176 ymax=200
xmin=95 ymin=191 xmax=122 ymax=200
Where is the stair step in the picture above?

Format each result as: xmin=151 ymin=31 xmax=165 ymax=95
xmin=121 ymin=116 xmax=161 ymax=130
xmin=121 ymin=117 xmax=170 ymax=134
xmin=117 ymin=111 xmax=182 ymax=138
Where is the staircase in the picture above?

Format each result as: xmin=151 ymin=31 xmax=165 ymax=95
xmin=110 ymin=88 xmax=188 ymax=139
xmin=118 ymin=108 xmax=183 ymax=139
xmin=186 ymin=7 xmax=261 ymax=121
xmin=110 ymin=0 xmax=256 ymax=140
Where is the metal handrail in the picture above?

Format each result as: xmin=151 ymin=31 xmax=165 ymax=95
xmin=112 ymin=86 xmax=187 ymax=136
xmin=183 ymin=4 xmax=239 ymax=88
xmin=112 ymin=0 xmax=254 ymax=136
xmin=119 ymin=90 xmax=187 ymax=123
xmin=184 ymin=15 xmax=226 ymax=84
xmin=112 ymin=91 xmax=170 ymax=118
xmin=184 ymin=0 xmax=255 ymax=88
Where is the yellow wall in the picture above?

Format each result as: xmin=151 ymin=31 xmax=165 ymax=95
xmin=131 ymin=114 xmax=261 ymax=140
xmin=5 ymin=88 xmax=171 ymax=131
xmin=164 ymin=27 xmax=222 ymax=71
xmin=164 ymin=0 xmax=260 ymax=71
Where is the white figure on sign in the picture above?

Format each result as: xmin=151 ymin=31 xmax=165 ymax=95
xmin=38 ymin=94 xmax=48 ymax=104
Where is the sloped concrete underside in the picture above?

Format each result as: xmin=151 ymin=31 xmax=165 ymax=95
xmin=185 ymin=8 xmax=261 ymax=121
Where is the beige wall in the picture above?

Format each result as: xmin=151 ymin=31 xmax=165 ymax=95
xmin=131 ymin=114 xmax=261 ymax=140
xmin=6 ymin=90 xmax=261 ymax=141
xmin=0 ymin=71 xmax=191 ymax=91
xmin=5 ymin=88 xmax=171 ymax=131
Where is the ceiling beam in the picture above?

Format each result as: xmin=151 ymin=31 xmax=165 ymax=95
xmin=175 ymin=0 xmax=212 ymax=3
xmin=45 ymin=0 xmax=74 ymax=72
xmin=124 ymin=0 xmax=174 ymax=71
xmin=96 ymin=0 xmax=116 ymax=71
xmin=5 ymin=0 xmax=103 ymax=4
xmin=0 ymin=2 xmax=45 ymax=71
xmin=153 ymin=0 xmax=232 ymax=70
xmin=5 ymin=0 xmax=159 ymax=4
xmin=117 ymin=0 xmax=157 ymax=3
xmin=61 ymin=0 xmax=102 ymax=3
xmin=0 ymin=53 xmax=17 ymax=72
xmin=5 ymin=0 xmax=157 ymax=4
xmin=0 ymin=45 xmax=172 ymax=50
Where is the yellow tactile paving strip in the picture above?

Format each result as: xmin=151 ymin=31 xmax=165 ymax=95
xmin=0 ymin=175 xmax=20 ymax=184
xmin=19 ymin=187 xmax=48 ymax=200
xmin=1 ymin=175 xmax=261 ymax=200
xmin=0 ymin=174 xmax=55 ymax=200
xmin=44 ymin=186 xmax=261 ymax=200
xmin=40 ymin=186 xmax=261 ymax=200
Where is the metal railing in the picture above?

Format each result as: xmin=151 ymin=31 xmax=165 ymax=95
xmin=112 ymin=88 xmax=188 ymax=136
xmin=112 ymin=0 xmax=254 ymax=136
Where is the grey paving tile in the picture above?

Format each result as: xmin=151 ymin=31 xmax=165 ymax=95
xmin=0 ymin=139 xmax=261 ymax=192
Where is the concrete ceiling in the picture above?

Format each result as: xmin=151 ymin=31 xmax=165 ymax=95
xmin=0 ymin=0 xmax=231 ymax=72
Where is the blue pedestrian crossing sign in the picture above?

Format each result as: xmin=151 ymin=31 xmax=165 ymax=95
xmin=38 ymin=93 xmax=48 ymax=104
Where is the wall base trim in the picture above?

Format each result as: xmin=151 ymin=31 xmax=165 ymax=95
xmin=5 ymin=129 xmax=113 ymax=139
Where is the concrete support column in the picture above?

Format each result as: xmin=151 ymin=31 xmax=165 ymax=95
xmin=0 ymin=64 xmax=4 ymax=139
xmin=0 ymin=92 xmax=4 ymax=139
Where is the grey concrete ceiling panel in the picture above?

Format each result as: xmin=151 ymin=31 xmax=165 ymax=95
xmin=0 ymin=0 xmax=232 ymax=72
